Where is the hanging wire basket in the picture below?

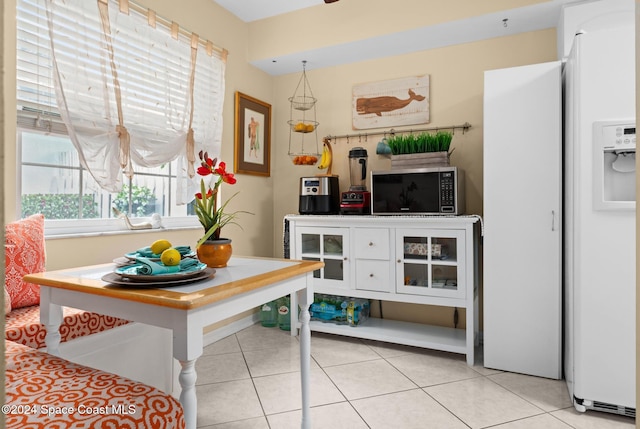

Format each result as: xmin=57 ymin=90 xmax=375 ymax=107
xmin=290 ymin=153 xmax=319 ymax=166
xmin=288 ymin=60 xmax=320 ymax=165
xmin=288 ymin=119 xmax=319 ymax=134
xmin=289 ymin=95 xmax=317 ymax=111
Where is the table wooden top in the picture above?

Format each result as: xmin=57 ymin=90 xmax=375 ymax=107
xmin=24 ymin=256 xmax=323 ymax=310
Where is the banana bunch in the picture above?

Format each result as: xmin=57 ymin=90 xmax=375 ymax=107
xmin=317 ymin=139 xmax=333 ymax=173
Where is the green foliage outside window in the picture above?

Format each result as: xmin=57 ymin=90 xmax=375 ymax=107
xmin=21 ymin=194 xmax=99 ymax=219
xmin=112 ymin=184 xmax=158 ymax=217
xmin=22 ymin=184 xmax=157 ymax=220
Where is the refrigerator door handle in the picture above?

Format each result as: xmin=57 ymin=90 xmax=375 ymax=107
xmin=551 ymin=210 xmax=555 ymax=231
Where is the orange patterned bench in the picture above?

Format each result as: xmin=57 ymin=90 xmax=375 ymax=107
xmin=4 ymin=215 xmax=175 ymax=395
xmin=5 ymin=304 xmax=131 ymax=350
xmin=5 ymin=339 xmax=184 ymax=428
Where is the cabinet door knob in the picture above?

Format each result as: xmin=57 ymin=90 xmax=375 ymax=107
xmin=397 ymin=259 xmax=402 ymax=263
xmin=343 ymin=257 xmax=348 ymax=261
xmin=368 ymin=242 xmax=374 ymax=247
xmin=369 ymin=273 xmax=374 ymax=277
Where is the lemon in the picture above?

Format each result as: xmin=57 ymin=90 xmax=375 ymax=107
xmin=160 ymin=248 xmax=181 ymax=266
xmin=305 ymin=124 xmax=315 ymax=132
xmin=294 ymin=122 xmax=306 ymax=132
xmin=150 ymin=239 xmax=172 ymax=255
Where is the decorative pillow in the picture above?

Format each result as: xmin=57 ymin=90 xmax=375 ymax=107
xmin=5 ymin=214 xmax=46 ymax=309
xmin=4 ymin=287 xmax=11 ymax=314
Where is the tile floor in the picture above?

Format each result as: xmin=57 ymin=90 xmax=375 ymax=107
xmin=195 ymin=324 xmax=635 ymax=429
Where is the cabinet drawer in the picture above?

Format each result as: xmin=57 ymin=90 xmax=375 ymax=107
xmin=355 ymin=260 xmax=392 ymax=292
xmin=354 ymin=228 xmax=390 ymax=259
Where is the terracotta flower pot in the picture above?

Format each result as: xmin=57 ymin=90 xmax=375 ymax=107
xmin=197 ymin=238 xmax=232 ymax=268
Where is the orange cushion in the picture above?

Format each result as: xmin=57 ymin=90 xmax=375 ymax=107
xmin=5 ymin=214 xmax=46 ymax=309
xmin=5 ymin=339 xmax=185 ymax=429
xmin=5 ymin=305 xmax=131 ymax=349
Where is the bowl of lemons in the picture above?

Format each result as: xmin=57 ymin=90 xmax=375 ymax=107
xmin=125 ymin=239 xmax=195 ymax=261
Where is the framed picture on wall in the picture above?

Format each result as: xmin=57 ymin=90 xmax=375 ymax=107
xmin=234 ymin=92 xmax=271 ymax=176
xmin=352 ymin=75 xmax=430 ymax=130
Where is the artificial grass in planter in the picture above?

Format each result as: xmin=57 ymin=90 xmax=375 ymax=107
xmin=387 ymin=131 xmax=453 ymax=155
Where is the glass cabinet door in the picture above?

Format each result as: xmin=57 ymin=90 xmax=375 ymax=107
xmin=296 ymin=227 xmax=349 ymax=289
xmin=396 ymin=229 xmax=465 ymax=298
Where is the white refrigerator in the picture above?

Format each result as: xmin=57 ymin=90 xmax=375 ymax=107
xmin=564 ymin=13 xmax=636 ymax=415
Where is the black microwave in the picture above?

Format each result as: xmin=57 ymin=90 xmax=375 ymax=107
xmin=371 ymin=167 xmax=465 ymax=215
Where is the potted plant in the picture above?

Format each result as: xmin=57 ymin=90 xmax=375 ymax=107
xmin=194 ymin=151 xmax=250 ymax=267
xmin=387 ymin=131 xmax=453 ymax=170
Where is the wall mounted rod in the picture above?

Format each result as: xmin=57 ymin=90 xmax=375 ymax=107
xmin=324 ymin=122 xmax=471 ymax=143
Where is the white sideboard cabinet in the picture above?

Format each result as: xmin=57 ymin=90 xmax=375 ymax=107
xmin=285 ymin=215 xmax=481 ymax=365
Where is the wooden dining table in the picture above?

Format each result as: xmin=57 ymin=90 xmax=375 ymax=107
xmin=24 ymin=256 xmax=322 ymax=429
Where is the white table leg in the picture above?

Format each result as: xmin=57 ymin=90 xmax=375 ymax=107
xmin=179 ymin=359 xmax=198 ymax=429
xmin=298 ymin=297 xmax=311 ymax=429
xmin=40 ymin=289 xmax=63 ymax=356
xmin=44 ymin=321 xmax=63 ymax=356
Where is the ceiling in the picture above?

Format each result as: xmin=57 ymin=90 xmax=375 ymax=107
xmin=213 ymin=0 xmax=578 ymax=75
xmin=213 ymin=0 xmax=327 ymax=23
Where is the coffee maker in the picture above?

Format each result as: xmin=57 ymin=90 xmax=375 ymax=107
xmin=340 ymin=147 xmax=371 ymax=214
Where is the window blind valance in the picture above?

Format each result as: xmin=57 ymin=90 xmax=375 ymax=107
xmin=40 ymin=0 xmax=226 ymax=204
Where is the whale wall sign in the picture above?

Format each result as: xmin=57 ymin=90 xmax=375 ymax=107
xmin=352 ymin=75 xmax=429 ymax=130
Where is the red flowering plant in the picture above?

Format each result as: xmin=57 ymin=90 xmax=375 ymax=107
xmin=194 ymin=150 xmax=248 ymax=247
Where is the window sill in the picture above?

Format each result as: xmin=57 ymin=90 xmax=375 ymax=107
xmin=44 ymin=217 xmax=202 ymax=240
xmin=45 ymin=225 xmax=202 ymax=240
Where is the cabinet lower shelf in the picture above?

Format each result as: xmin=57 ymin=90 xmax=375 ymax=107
xmin=309 ymin=317 xmax=467 ymax=356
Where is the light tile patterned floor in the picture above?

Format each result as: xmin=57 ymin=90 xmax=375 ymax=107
xmin=195 ymin=324 xmax=635 ymax=429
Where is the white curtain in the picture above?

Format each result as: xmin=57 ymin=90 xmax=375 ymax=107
xmin=44 ymin=0 xmax=226 ymax=204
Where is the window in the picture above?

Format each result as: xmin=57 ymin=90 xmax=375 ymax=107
xmin=20 ymin=131 xmax=191 ymax=219
xmin=16 ymin=0 xmax=225 ymax=235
